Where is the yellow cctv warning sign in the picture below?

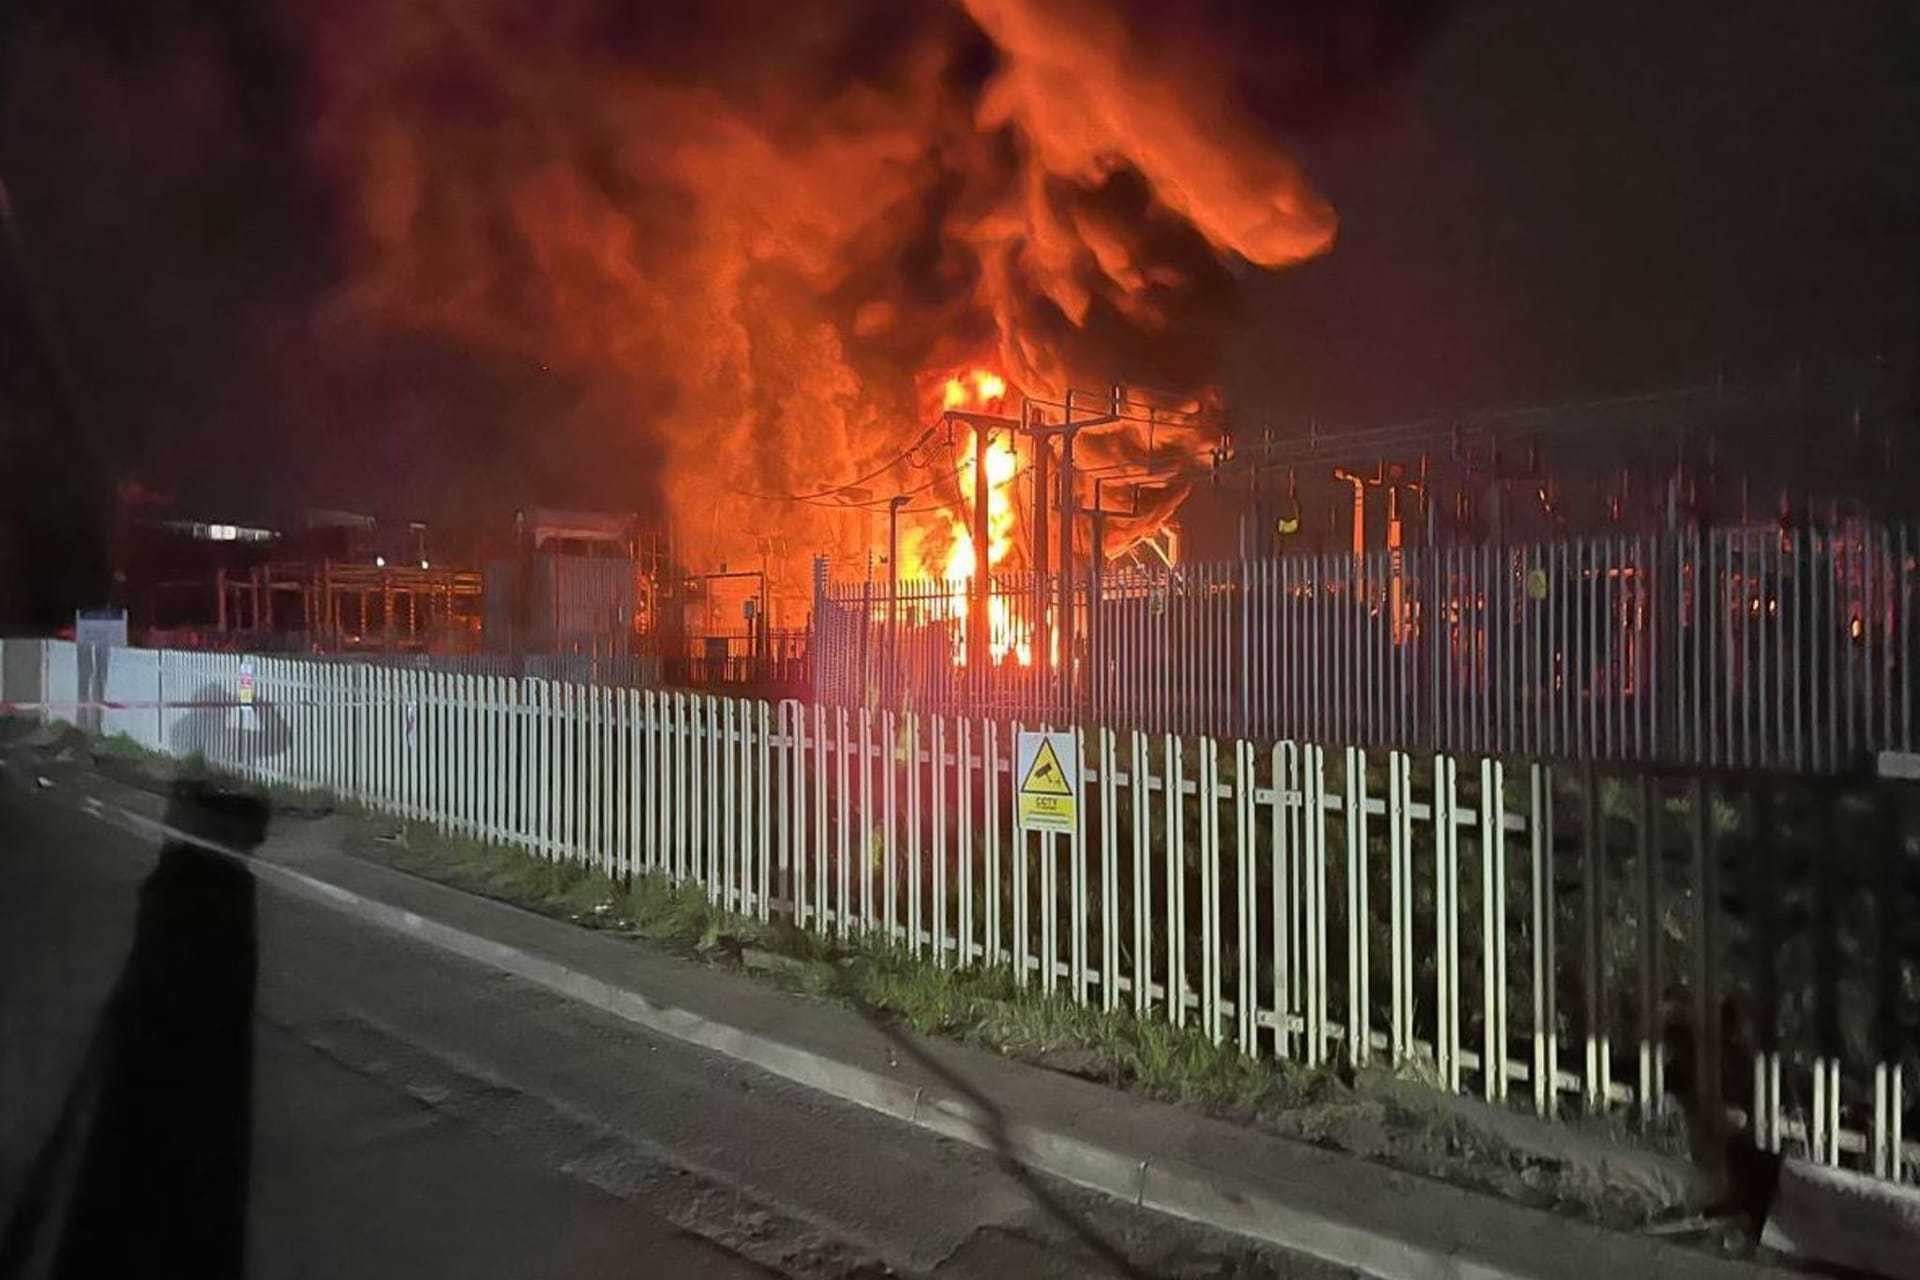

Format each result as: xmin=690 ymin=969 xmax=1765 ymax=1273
xmin=1016 ymin=731 xmax=1078 ymax=833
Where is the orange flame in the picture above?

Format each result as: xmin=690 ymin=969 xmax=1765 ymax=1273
xmin=926 ymin=368 xmax=1032 ymax=666
xmin=311 ymin=0 xmax=1344 ymax=610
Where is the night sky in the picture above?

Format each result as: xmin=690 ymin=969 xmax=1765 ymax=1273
xmin=1226 ymin=0 xmax=1920 ymax=426
xmin=3 ymin=0 xmax=1917 ymax=624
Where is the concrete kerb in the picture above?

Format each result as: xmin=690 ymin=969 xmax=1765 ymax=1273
xmin=1138 ymin=1157 xmax=1457 ymax=1280
xmin=65 ymin=785 xmax=1738 ymax=1280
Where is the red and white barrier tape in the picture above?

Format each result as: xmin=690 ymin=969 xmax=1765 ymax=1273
xmin=1 ymin=697 xmax=381 ymax=713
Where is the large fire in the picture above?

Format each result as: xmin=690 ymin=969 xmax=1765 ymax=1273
xmin=935 ymin=368 xmax=1030 ymax=665
xmin=305 ymin=0 xmax=1402 ymax=612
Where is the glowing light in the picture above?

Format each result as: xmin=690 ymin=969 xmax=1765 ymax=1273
xmin=925 ymin=366 xmax=1033 ymax=667
xmin=942 ymin=369 xmax=1007 ymax=410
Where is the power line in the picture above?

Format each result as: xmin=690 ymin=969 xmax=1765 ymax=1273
xmin=724 ymin=421 xmax=942 ymax=505
xmin=788 ymin=462 xmax=958 ymax=511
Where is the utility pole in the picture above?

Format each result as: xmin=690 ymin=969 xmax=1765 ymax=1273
xmin=1057 ymin=400 xmax=1079 ymax=695
xmin=944 ymin=408 xmax=1024 ymax=685
xmin=971 ymin=422 xmax=992 ymax=678
xmin=1038 ymin=389 xmax=1119 ymax=707
xmin=887 ymin=493 xmax=910 ymax=701
xmin=1086 ymin=476 xmax=1109 ymax=724
xmin=1028 ymin=399 xmax=1050 ymax=665
xmin=1332 ymin=466 xmax=1369 ymax=561
xmin=947 ymin=391 xmax=1122 ymax=706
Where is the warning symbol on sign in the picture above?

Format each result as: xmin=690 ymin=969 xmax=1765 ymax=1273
xmin=1022 ymin=737 xmax=1072 ymax=795
xmin=1016 ymin=730 xmax=1078 ymax=833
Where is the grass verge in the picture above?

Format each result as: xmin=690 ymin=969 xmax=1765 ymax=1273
xmin=83 ymin=728 xmax=340 ymax=815
xmin=343 ymin=816 xmax=1702 ymax=1235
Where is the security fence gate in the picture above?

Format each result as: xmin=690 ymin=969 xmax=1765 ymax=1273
xmin=8 ymin=638 xmax=1914 ymax=1189
xmin=815 ymin=523 xmax=1920 ymax=774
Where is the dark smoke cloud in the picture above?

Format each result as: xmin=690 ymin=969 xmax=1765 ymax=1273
xmin=1 ymin=0 xmax=1447 ymax=620
xmin=303 ymin=0 xmax=1449 ymax=579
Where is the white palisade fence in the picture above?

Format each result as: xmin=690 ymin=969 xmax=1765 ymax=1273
xmin=6 ymin=638 xmax=1913 ymax=1187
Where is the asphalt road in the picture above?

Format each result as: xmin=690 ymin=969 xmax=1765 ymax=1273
xmin=0 ymin=761 xmax=1345 ymax=1279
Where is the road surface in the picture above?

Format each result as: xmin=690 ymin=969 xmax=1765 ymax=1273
xmin=0 ymin=761 xmax=1343 ymax=1279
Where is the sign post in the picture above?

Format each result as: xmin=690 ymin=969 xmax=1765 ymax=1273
xmin=238 ymin=658 xmax=256 ymax=729
xmin=74 ymin=608 xmax=128 ymax=649
xmin=1015 ymin=730 xmax=1079 ymax=834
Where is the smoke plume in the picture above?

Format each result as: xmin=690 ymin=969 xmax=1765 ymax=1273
xmin=307 ymin=0 xmax=1414 ymax=595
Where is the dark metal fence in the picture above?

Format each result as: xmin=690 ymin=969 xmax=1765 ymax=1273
xmin=639 ymin=629 xmax=810 ymax=693
xmin=816 ymin=522 xmax=1920 ymax=773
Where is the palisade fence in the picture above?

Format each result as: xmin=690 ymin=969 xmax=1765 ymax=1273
xmin=641 ymin=629 xmax=812 ymax=692
xmin=815 ymin=523 xmax=1920 ymax=774
xmin=7 ymin=638 xmax=1913 ymax=1187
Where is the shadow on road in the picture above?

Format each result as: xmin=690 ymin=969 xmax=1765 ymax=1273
xmin=1 ymin=781 xmax=268 ymax=1280
xmin=851 ymin=1001 xmax=1151 ymax=1280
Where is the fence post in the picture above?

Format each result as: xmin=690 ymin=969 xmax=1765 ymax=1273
xmin=1133 ymin=732 xmax=1154 ymax=1020
xmin=1344 ymin=745 xmax=1369 ymax=1067
xmin=1198 ymin=735 xmax=1221 ymax=1040
xmin=1235 ymin=737 xmax=1257 ymax=1053
xmin=153 ymin=644 xmax=165 ymax=752
xmin=1582 ymin=764 xmax=1607 ymax=1112
xmin=1239 ymin=556 xmax=1253 ymax=741
xmin=1303 ymin=744 xmax=1327 ymax=1066
xmin=1389 ymin=750 xmax=1412 ymax=1065
xmin=1433 ymin=753 xmax=1459 ymax=1094
xmin=1482 ymin=757 xmax=1509 ymax=1102
xmin=810 ymin=554 xmax=829 ymax=708
xmin=1426 ymin=544 xmax=1443 ymax=754
xmin=1531 ymin=762 xmax=1557 ymax=1117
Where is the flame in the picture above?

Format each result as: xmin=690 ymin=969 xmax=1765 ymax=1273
xmin=943 ymin=370 xmax=1007 ymax=410
xmin=309 ymin=0 xmax=1353 ymax=605
xmin=930 ymin=368 xmax=1031 ymax=666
